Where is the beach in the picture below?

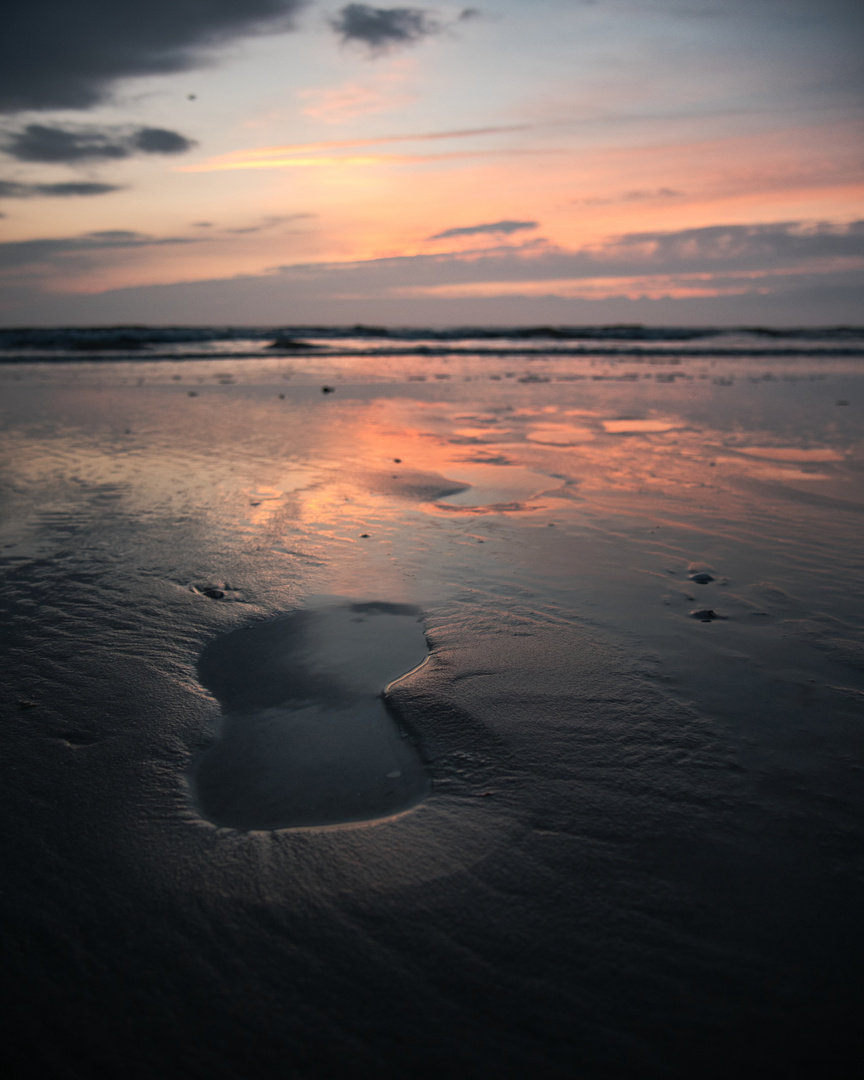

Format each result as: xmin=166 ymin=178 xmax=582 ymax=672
xmin=1 ymin=329 xmax=862 ymax=1078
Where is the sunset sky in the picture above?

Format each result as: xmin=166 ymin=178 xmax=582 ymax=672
xmin=1 ymin=0 xmax=862 ymax=325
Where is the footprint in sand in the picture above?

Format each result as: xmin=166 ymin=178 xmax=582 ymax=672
xmin=191 ymin=601 xmax=430 ymax=830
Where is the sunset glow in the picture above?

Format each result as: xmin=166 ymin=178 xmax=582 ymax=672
xmin=1 ymin=0 xmax=861 ymax=324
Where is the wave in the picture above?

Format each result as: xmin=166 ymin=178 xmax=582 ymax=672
xmin=2 ymin=323 xmax=863 ymax=361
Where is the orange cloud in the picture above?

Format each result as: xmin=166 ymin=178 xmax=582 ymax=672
xmin=178 ymin=125 xmax=531 ymax=173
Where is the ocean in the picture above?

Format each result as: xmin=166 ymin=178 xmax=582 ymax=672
xmin=2 ymin=322 xmax=863 ymax=363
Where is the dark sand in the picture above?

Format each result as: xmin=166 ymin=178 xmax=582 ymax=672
xmin=0 ymin=348 xmax=862 ymax=1078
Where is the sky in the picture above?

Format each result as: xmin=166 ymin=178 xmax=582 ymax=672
xmin=1 ymin=0 xmax=862 ymax=326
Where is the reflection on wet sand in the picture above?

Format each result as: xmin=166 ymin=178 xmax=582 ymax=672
xmin=0 ymin=348 xmax=862 ymax=1080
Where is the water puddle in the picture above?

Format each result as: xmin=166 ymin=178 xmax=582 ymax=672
xmin=525 ymin=424 xmax=596 ymax=445
xmin=436 ymin=464 xmax=561 ymax=508
xmin=602 ymin=418 xmax=684 ymax=433
xmin=735 ymin=447 xmax=845 ymax=462
xmin=190 ymin=601 xmax=429 ymax=830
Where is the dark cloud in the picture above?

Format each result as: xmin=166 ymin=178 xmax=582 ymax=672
xmin=1 ymin=124 xmax=195 ymax=163
xmin=429 ymin=220 xmax=538 ymax=240
xmin=0 ymin=179 xmax=122 ymax=198
xmin=133 ymin=128 xmax=195 ymax=154
xmin=3 ymin=125 xmax=127 ymax=162
xmin=330 ymin=4 xmax=471 ymax=51
xmin=0 ymin=230 xmax=199 ymax=271
xmin=1 ymin=1 xmax=308 ymax=113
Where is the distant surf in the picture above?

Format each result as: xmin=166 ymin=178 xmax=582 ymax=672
xmin=2 ymin=323 xmax=863 ymax=362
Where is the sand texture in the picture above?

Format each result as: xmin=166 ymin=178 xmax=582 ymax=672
xmin=0 ymin=345 xmax=862 ymax=1078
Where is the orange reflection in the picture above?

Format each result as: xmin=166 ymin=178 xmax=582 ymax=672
xmin=286 ymin=395 xmax=860 ymax=535
xmin=245 ymin=486 xmax=287 ymax=526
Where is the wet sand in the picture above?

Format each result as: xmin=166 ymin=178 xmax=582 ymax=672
xmin=0 ymin=349 xmax=862 ymax=1078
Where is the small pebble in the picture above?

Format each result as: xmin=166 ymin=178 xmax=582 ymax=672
xmin=188 ymin=390 xmax=198 ymax=397
xmin=689 ymin=572 xmax=715 ymax=584
xmin=202 ymin=588 xmax=225 ymax=599
xmin=321 ymin=386 xmax=335 ymax=394
xmin=359 ymin=533 xmax=370 ymax=538
xmin=689 ymin=608 xmax=724 ymax=622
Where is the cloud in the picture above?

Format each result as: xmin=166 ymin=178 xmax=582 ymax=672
xmin=1 ymin=124 xmax=195 ymax=163
xmin=575 ymin=188 xmax=683 ymax=206
xmin=428 ymin=220 xmax=539 ymax=240
xmin=224 ymin=213 xmax=314 ymax=234
xmin=184 ymin=124 xmax=529 ymax=171
xmin=329 ymin=4 xmax=474 ymax=52
xmin=5 ymin=218 xmax=861 ymax=314
xmin=330 ymin=5 xmax=440 ymax=49
xmin=0 ymin=230 xmax=200 ymax=272
xmin=3 ymin=125 xmax=126 ymax=163
xmin=0 ymin=179 xmax=122 ymax=198
xmin=602 ymin=220 xmax=864 ymax=267
xmin=5 ymin=218 xmax=864 ymax=325
xmin=626 ymin=188 xmax=681 ymax=200
xmin=1 ymin=1 xmax=308 ymax=113
xmin=264 ymin=219 xmax=864 ymax=294
xmin=132 ymin=128 xmax=193 ymax=154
